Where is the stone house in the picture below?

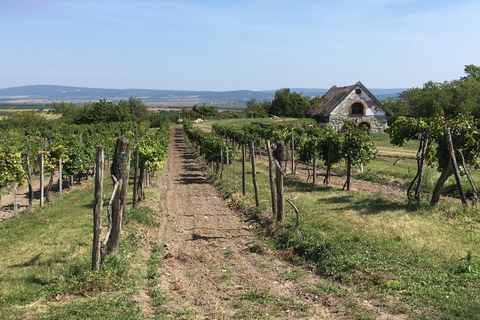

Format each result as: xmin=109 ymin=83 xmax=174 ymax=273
xmin=306 ymin=81 xmax=391 ymax=132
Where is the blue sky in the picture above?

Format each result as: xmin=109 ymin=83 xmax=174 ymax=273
xmin=1 ymin=0 xmax=479 ymax=91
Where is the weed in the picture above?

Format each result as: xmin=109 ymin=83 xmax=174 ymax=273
xmin=223 ymin=246 xmax=235 ymax=256
xmin=280 ymin=269 xmax=305 ymax=281
xmin=39 ymin=294 xmax=141 ymax=319
xmin=128 ymin=206 xmax=159 ymax=227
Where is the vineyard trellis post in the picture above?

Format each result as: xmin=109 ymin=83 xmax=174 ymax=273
xmin=242 ymin=143 xmax=246 ymax=196
xmin=59 ymin=158 xmax=63 ymax=195
xmin=22 ymin=152 xmax=33 ymax=206
xmin=92 ymin=145 xmax=104 ymax=271
xmin=133 ymin=148 xmax=139 ymax=209
xmin=313 ymin=140 xmax=317 ymax=184
xmin=39 ymin=153 xmax=44 ymax=207
xmin=14 ymin=181 xmax=17 ymax=216
xmin=291 ymin=136 xmax=295 ymax=175
xmin=107 ymin=137 xmax=130 ymax=255
xmin=445 ymin=128 xmax=467 ymax=205
xmin=266 ymin=140 xmax=276 ymax=215
xmin=250 ymin=140 xmax=260 ymax=207
xmin=275 ymin=140 xmax=285 ymax=221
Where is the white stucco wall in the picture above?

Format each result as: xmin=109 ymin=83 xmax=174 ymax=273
xmin=327 ymin=85 xmax=388 ymax=133
xmin=330 ymin=86 xmax=386 ymax=117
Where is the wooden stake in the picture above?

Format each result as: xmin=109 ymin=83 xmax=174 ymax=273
xmin=92 ymin=146 xmax=104 ymax=271
xmin=445 ymin=128 xmax=467 ymax=205
xmin=266 ymin=140 xmax=276 ymax=215
xmin=250 ymin=140 xmax=260 ymax=207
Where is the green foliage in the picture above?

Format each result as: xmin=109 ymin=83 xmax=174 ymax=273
xmin=184 ymin=120 xmax=234 ymax=164
xmin=269 ymin=88 xmax=311 ymax=118
xmin=137 ymin=123 xmax=170 ymax=172
xmin=243 ymin=98 xmax=269 ymax=118
xmin=192 ymin=105 xmax=219 ymax=119
xmin=384 ymin=64 xmax=480 ymax=121
xmin=128 ymin=206 xmax=159 ymax=227
xmin=0 ymin=111 xmax=48 ymax=129
xmin=340 ymin=120 xmax=377 ymax=167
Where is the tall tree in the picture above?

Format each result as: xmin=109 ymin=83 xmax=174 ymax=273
xmin=269 ymin=88 xmax=310 ymax=118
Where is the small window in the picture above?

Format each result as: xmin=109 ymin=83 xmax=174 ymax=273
xmin=351 ymin=102 xmax=363 ymax=115
xmin=355 ymin=89 xmax=362 ymax=94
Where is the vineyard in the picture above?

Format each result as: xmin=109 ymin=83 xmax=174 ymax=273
xmin=1 ymin=115 xmax=480 ymax=319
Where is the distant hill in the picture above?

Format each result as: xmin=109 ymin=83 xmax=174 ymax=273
xmin=0 ymin=85 xmax=406 ymax=105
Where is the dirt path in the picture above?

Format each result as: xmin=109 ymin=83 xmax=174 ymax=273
xmin=149 ymin=126 xmax=405 ymax=319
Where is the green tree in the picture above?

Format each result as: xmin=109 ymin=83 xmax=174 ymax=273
xmin=341 ymin=120 xmax=377 ymax=191
xmin=0 ymin=111 xmax=47 ymax=129
xmin=192 ymin=105 xmax=220 ymax=119
xmin=119 ymin=97 xmax=150 ymax=122
xmin=51 ymin=101 xmax=79 ymax=121
xmin=269 ymin=88 xmax=310 ymax=118
xmin=384 ymin=65 xmax=480 ymax=120
xmin=243 ymin=98 xmax=269 ymax=118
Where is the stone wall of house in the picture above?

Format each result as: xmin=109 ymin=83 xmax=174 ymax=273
xmin=329 ymin=114 xmax=388 ymax=133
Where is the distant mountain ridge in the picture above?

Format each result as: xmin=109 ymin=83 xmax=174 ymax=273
xmin=0 ymin=85 xmax=406 ymax=105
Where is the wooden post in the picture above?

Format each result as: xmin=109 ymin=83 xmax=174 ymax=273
xmin=276 ymin=141 xmax=285 ymax=221
xmin=445 ymin=128 xmax=467 ymax=205
xmin=92 ymin=146 xmax=104 ymax=271
xmin=291 ymin=136 xmax=295 ymax=175
xmin=107 ymin=137 xmax=130 ymax=255
xmin=242 ymin=143 xmax=246 ymax=196
xmin=40 ymin=153 xmax=44 ymax=207
xmin=59 ymin=158 xmax=63 ymax=195
xmin=313 ymin=140 xmax=317 ymax=184
xmin=233 ymin=139 xmax=236 ymax=189
xmin=266 ymin=140 xmax=276 ymax=215
xmin=226 ymin=146 xmax=229 ymax=183
xmin=121 ymin=148 xmax=131 ymax=225
xmin=13 ymin=181 xmax=17 ymax=216
xmin=250 ymin=140 xmax=260 ymax=207
xmin=220 ymin=144 xmax=224 ymax=179
xmin=22 ymin=152 xmax=33 ymax=206
xmin=133 ymin=149 xmax=139 ymax=209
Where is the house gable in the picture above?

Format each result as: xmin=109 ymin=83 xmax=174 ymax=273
xmin=306 ymin=81 xmax=391 ymax=132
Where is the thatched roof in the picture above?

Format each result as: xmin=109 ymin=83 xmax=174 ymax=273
xmin=306 ymin=81 xmax=392 ymax=118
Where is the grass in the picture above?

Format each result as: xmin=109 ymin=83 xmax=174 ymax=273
xmin=0 ymin=172 xmax=164 ymax=319
xmin=198 ymin=124 xmax=480 ymax=319
xmin=193 ymin=117 xmax=316 ymax=132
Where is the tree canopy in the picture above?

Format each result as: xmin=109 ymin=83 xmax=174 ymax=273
xmin=383 ymin=65 xmax=480 ymax=122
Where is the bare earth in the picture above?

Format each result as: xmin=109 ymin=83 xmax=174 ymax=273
xmin=0 ymin=126 xmax=409 ymax=318
xmin=144 ymin=126 xmax=407 ymax=319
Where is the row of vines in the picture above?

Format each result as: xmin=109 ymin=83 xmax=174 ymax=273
xmin=182 ymin=119 xmax=377 ymax=225
xmin=0 ymin=118 xmax=170 ymax=213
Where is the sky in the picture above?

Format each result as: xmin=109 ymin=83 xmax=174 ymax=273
xmin=1 ymin=0 xmax=480 ymax=91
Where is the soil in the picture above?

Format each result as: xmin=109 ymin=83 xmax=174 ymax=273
xmin=0 ymin=126 xmax=412 ymax=318
xmin=143 ymin=126 xmax=408 ymax=319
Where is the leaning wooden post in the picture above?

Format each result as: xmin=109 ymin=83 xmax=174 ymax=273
xmin=445 ymin=128 xmax=467 ymax=205
xmin=266 ymin=140 xmax=276 ymax=215
xmin=250 ymin=140 xmax=260 ymax=206
xmin=40 ymin=153 xmax=44 ymax=207
xmin=92 ymin=146 xmax=104 ymax=271
xmin=107 ymin=137 xmax=130 ymax=255
xmin=275 ymin=140 xmax=285 ymax=221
